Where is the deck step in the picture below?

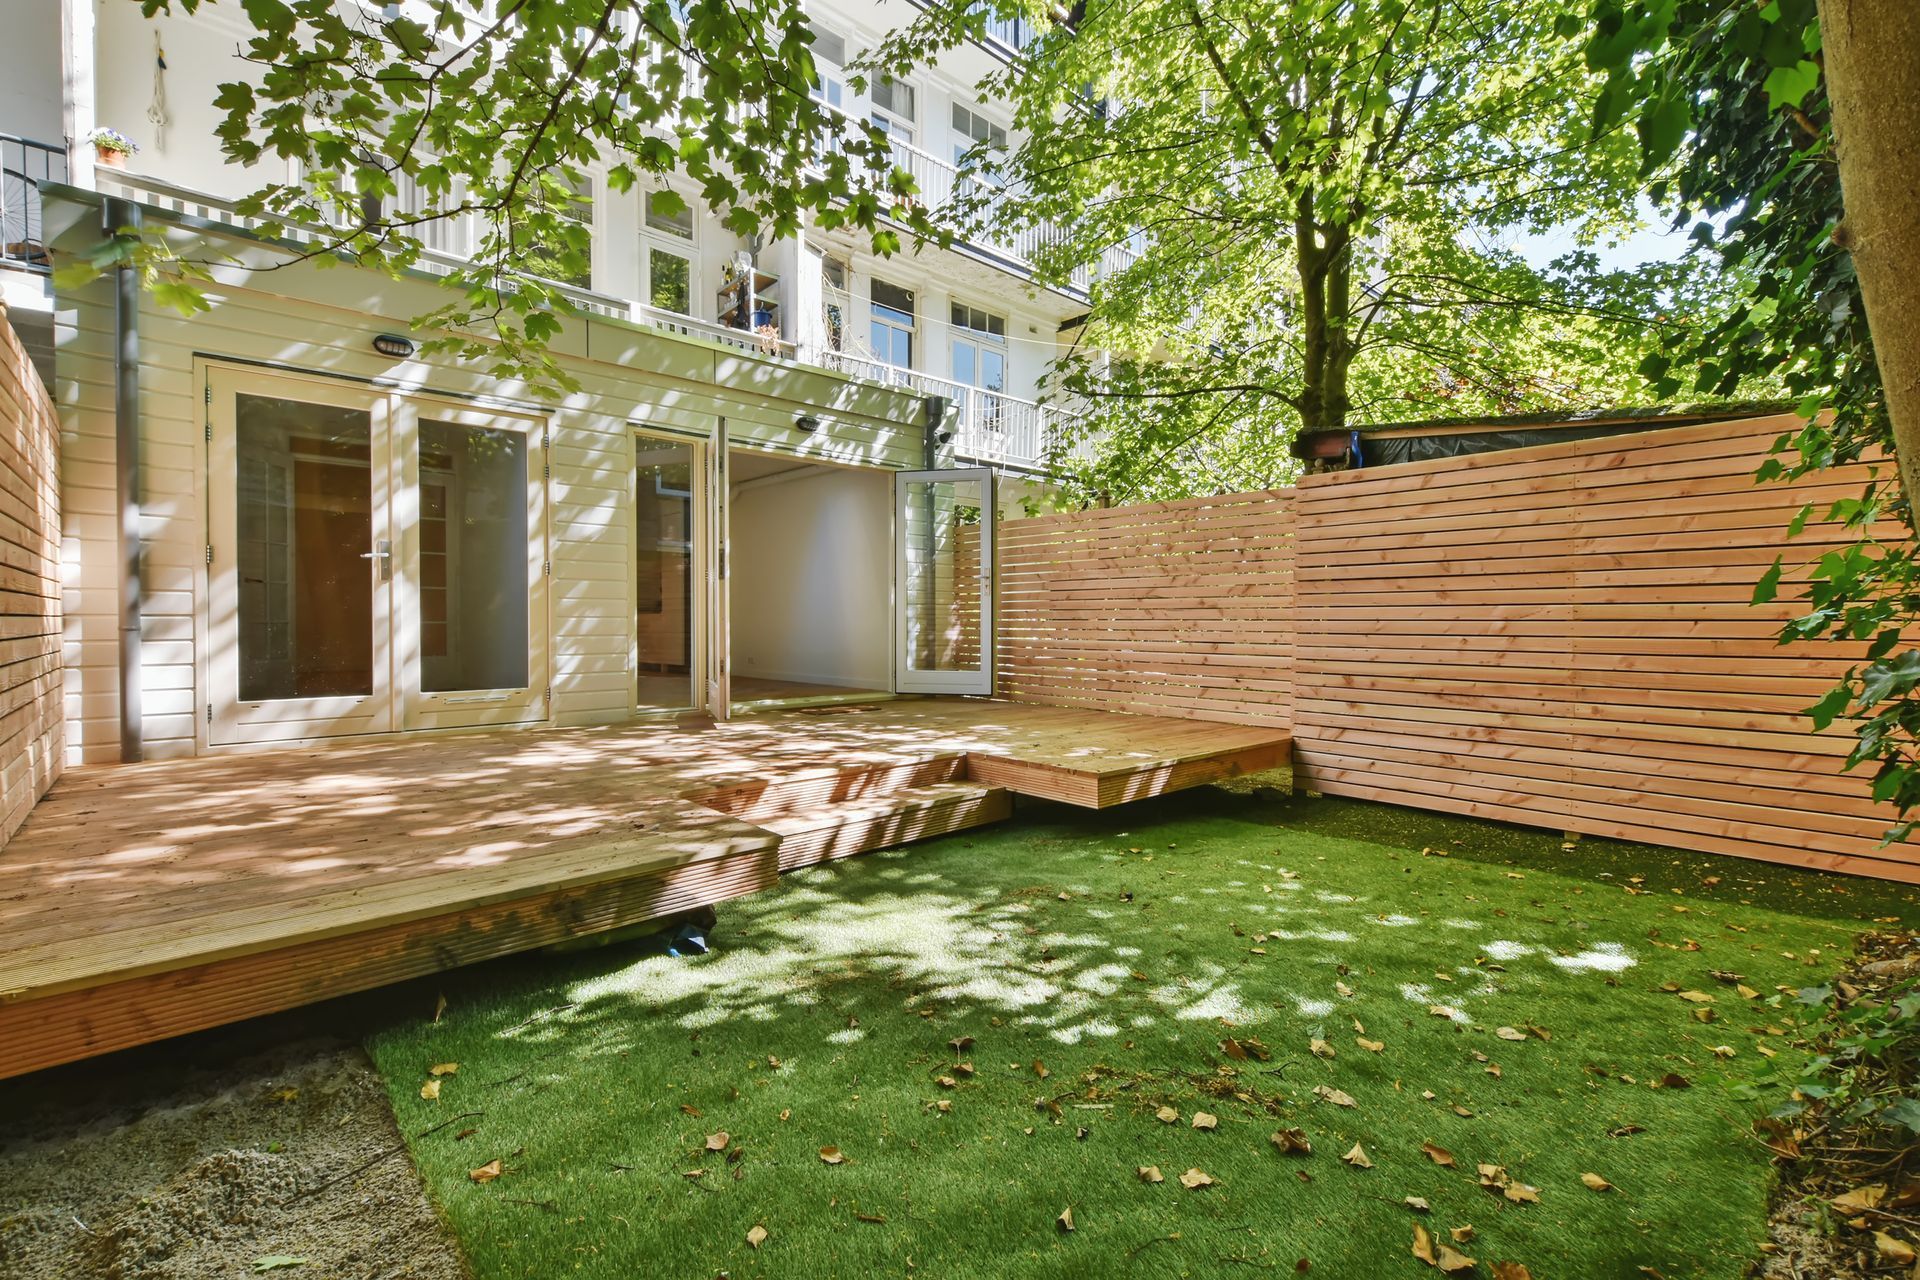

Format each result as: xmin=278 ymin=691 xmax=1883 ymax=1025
xmin=687 ymin=755 xmax=967 ymax=824
xmin=758 ymin=780 xmax=1012 ymax=872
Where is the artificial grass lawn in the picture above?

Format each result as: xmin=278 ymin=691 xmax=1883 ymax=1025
xmin=368 ymin=787 xmax=1920 ymax=1279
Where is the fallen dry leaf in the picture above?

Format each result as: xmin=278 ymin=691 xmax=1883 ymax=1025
xmin=818 ymin=1146 xmax=846 ymax=1165
xmin=1310 ymin=1038 xmax=1336 ymax=1060
xmin=746 ymin=1224 xmax=768 ymax=1249
xmin=1343 ymin=1143 xmax=1373 ymax=1169
xmin=1413 ymin=1223 xmax=1438 ymax=1266
xmin=1179 ymin=1168 xmax=1216 ymax=1190
xmin=1495 ymin=1027 xmax=1528 ymax=1042
xmin=1422 ymin=1142 xmax=1457 ymax=1168
xmin=1271 ymin=1128 xmax=1312 ymax=1155
xmin=1477 ymin=1163 xmax=1540 ymax=1204
xmin=1033 ymin=1061 xmax=1051 ymax=1079
xmin=1833 ymin=1185 xmax=1888 ymax=1213
xmin=705 ymin=1132 xmax=730 ymax=1152
xmin=1405 ymin=1196 xmax=1431 ymax=1213
xmin=1192 ymin=1112 xmax=1219 ymax=1131
xmin=1437 ymin=1244 xmax=1478 ymax=1274
xmin=419 ymin=1079 xmax=442 ymax=1101
xmin=429 ymin=1062 xmax=459 ymax=1077
xmin=949 ymin=1035 xmax=974 ymax=1053
xmin=1313 ymin=1085 xmax=1357 ymax=1108
xmin=1156 ymin=1106 xmax=1180 ymax=1124
xmin=469 ymin=1160 xmax=502 ymax=1184
xmin=1580 ymin=1172 xmax=1612 ymax=1192
xmin=1875 ymin=1232 xmax=1915 ymax=1266
xmin=680 ymin=1104 xmax=703 ymax=1117
xmin=1138 ymin=1165 xmax=1165 ymax=1183
xmin=1358 ymin=1037 xmax=1385 ymax=1053
xmin=1056 ymin=1207 xmax=1075 ymax=1233
xmin=1450 ymin=1226 xmax=1475 ymax=1244
xmin=1490 ymin=1264 xmax=1533 ymax=1280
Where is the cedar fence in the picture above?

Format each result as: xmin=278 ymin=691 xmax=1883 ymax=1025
xmin=993 ymin=412 xmax=1910 ymax=880
xmin=0 ymin=303 xmax=62 ymax=845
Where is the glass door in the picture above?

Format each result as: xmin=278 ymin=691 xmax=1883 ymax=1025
xmin=895 ymin=467 xmax=994 ymax=696
xmin=207 ymin=366 xmax=394 ymax=745
xmin=634 ymin=433 xmax=702 ymax=712
xmin=207 ymin=366 xmax=548 ymax=744
xmin=396 ymin=398 xmax=549 ymax=731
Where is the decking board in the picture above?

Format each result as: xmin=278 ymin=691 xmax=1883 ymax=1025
xmin=0 ymin=699 xmax=1289 ymax=1078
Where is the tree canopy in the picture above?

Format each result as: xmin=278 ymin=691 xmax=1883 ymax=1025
xmin=883 ymin=0 xmax=1730 ymax=502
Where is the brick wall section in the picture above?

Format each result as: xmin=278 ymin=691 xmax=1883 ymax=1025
xmin=0 ymin=303 xmax=64 ymax=846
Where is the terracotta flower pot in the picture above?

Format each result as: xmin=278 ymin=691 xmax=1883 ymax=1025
xmin=95 ymin=147 xmax=127 ymax=169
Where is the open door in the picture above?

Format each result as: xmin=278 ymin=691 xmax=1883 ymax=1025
xmin=895 ymin=467 xmax=994 ymax=696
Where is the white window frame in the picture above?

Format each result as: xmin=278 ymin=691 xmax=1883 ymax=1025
xmin=641 ymin=187 xmax=699 ymax=316
xmin=870 ymin=278 xmax=917 ymax=371
xmin=869 ymin=74 xmax=917 ymax=145
xmin=949 ymin=101 xmax=1008 ymax=169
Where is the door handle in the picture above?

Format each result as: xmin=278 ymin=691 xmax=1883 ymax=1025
xmin=360 ymin=539 xmax=392 ymax=582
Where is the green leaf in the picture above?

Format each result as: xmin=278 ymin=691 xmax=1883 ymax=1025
xmin=1637 ymin=94 xmax=1688 ymax=169
xmin=1752 ymin=558 xmax=1783 ymax=605
xmin=1762 ymin=60 xmax=1820 ymax=111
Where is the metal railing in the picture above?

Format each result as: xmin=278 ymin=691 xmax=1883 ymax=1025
xmin=2 ymin=133 xmax=67 ymax=274
xmin=806 ymin=346 xmax=1083 ymax=472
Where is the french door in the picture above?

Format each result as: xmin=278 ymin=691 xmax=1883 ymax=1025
xmin=895 ymin=467 xmax=994 ymax=696
xmin=206 ymin=365 xmax=548 ymax=746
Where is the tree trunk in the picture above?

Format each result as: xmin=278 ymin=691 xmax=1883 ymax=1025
xmin=1820 ymin=0 xmax=1920 ymax=505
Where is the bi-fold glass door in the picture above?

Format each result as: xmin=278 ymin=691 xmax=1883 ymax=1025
xmin=206 ymin=365 xmax=548 ymax=746
xmin=895 ymin=467 xmax=994 ymax=696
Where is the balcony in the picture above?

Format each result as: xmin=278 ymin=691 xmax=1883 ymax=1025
xmin=2 ymin=133 xmax=66 ymax=275
xmin=89 ymin=169 xmax=795 ymax=361
xmin=805 ymin=347 xmax=1082 ymax=472
xmin=821 ymin=110 xmax=1138 ymax=300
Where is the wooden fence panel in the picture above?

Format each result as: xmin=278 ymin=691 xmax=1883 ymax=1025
xmin=1292 ymin=413 xmax=1909 ymax=880
xmin=994 ymin=490 xmax=1296 ymax=729
xmin=0 ymin=303 xmax=63 ymax=848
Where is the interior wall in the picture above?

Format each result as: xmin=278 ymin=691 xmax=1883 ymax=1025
xmin=729 ymin=457 xmax=891 ymax=691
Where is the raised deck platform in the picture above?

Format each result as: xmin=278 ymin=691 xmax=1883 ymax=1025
xmin=0 ymin=699 xmax=1289 ymax=1079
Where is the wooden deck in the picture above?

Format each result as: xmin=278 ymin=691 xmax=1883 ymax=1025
xmin=0 ymin=699 xmax=1288 ymax=1079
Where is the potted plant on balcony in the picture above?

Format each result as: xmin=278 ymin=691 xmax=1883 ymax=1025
xmin=84 ymin=128 xmax=138 ymax=168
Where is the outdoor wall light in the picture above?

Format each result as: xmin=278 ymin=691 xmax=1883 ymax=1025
xmin=794 ymin=413 xmax=821 ymax=433
xmin=372 ymin=333 xmax=416 ymax=359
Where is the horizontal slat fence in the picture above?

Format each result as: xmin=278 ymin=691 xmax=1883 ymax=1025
xmin=995 ymin=490 xmax=1295 ymax=729
xmin=994 ymin=413 xmax=1911 ymax=879
xmin=0 ymin=303 xmax=63 ymax=847
xmin=1290 ymin=412 xmax=1907 ymax=879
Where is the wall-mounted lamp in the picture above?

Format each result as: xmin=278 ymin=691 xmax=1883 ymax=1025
xmin=794 ymin=413 xmax=821 ymax=434
xmin=372 ymin=333 xmax=416 ymax=359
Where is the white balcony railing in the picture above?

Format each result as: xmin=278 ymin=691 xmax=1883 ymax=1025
xmin=806 ymin=347 xmax=1084 ymax=472
xmin=90 ymin=169 xmax=795 ymax=360
xmin=820 ymin=109 xmax=1139 ymax=297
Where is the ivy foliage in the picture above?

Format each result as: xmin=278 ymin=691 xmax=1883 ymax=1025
xmin=69 ymin=0 xmax=932 ymax=389
xmin=1586 ymin=0 xmax=1918 ymax=840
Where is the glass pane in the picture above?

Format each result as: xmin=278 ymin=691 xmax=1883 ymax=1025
xmin=902 ymin=476 xmax=984 ymax=674
xmin=635 ymin=439 xmax=697 ymax=710
xmin=645 ymin=191 xmax=694 ymax=239
xmin=650 ymin=247 xmax=692 ymax=313
xmin=952 ymin=340 xmax=975 ymax=387
xmin=236 ymin=393 xmax=374 ymax=701
xmin=419 ymin=419 xmax=529 ymax=693
xmin=982 ymin=348 xmax=1005 ymax=392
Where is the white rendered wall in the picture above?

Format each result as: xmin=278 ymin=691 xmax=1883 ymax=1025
xmin=0 ymin=2 xmax=64 ymax=144
xmin=728 ymin=462 xmax=892 ymax=691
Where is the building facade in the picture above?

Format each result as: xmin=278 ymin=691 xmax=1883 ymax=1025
xmin=1 ymin=1 xmax=1069 ymax=764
